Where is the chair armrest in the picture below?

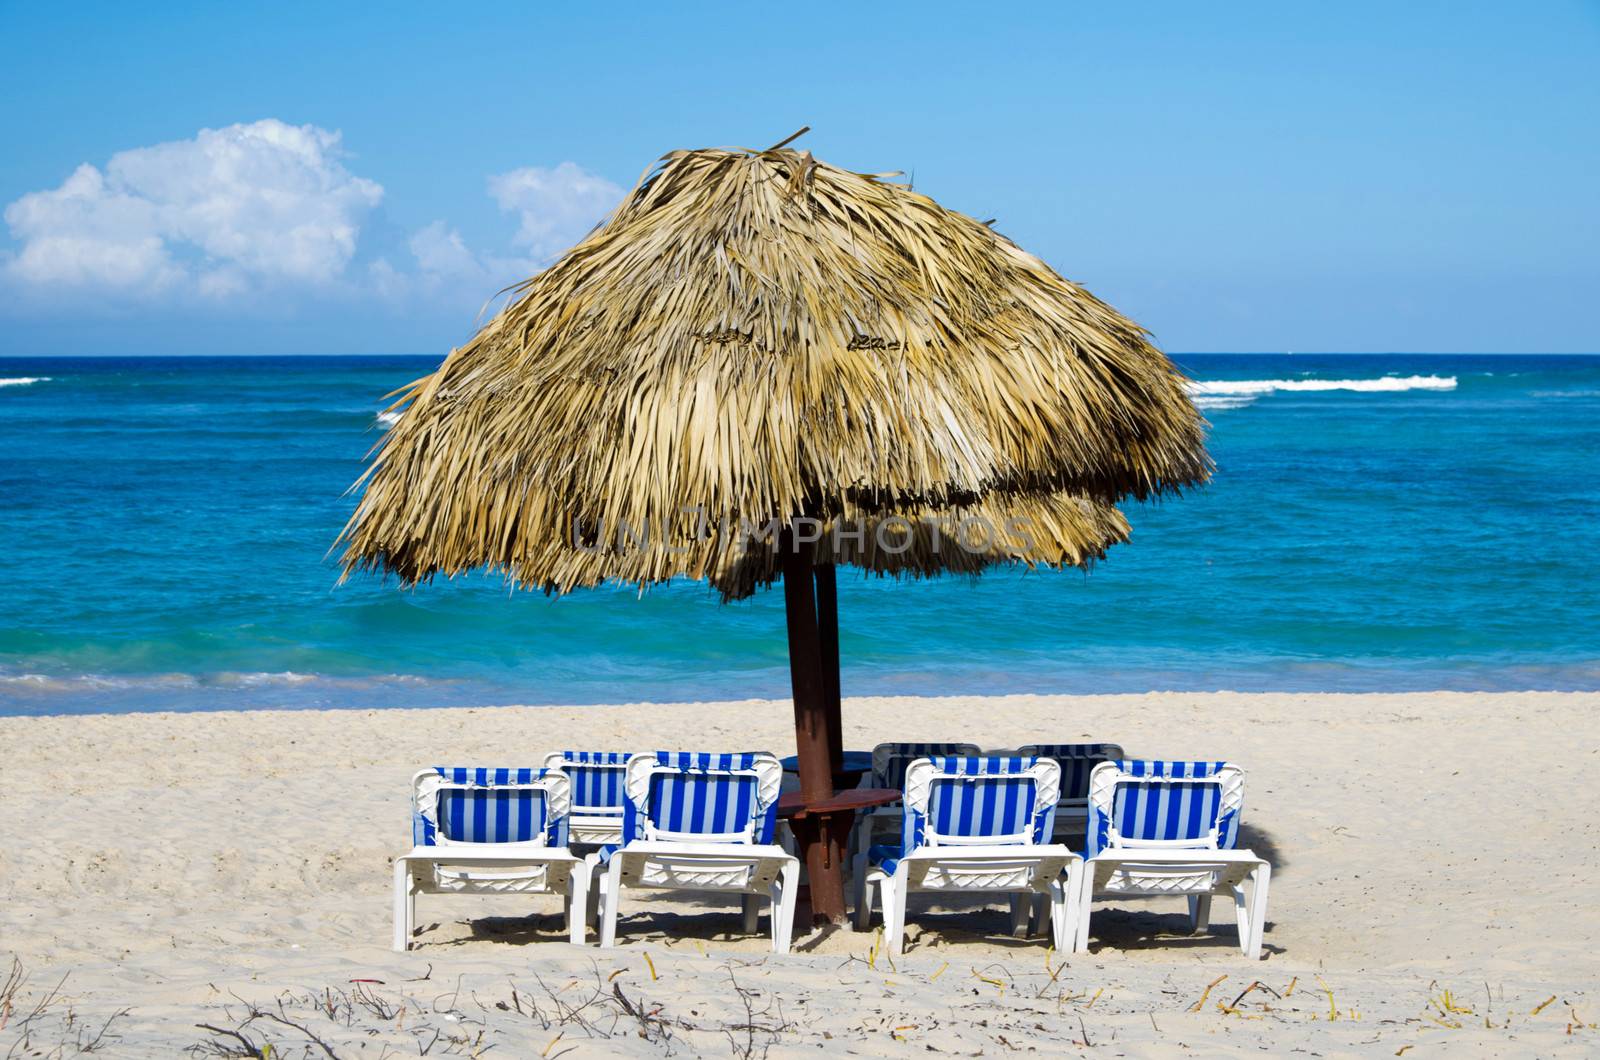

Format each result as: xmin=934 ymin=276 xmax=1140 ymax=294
xmin=613 ymin=840 xmax=796 ymax=860
xmin=900 ymin=843 xmax=1082 ymax=862
xmin=1088 ymin=848 xmax=1266 ymax=865
xmin=397 ymin=845 xmax=580 ymax=863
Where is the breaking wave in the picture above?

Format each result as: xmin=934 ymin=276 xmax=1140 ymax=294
xmin=1187 ymin=375 xmax=1456 ymax=410
xmin=0 ymin=376 xmax=50 ymax=387
xmin=1190 ymin=375 xmax=1457 ymax=397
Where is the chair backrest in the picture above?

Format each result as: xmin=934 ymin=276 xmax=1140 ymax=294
xmin=1085 ymin=760 xmax=1244 ymax=858
xmin=900 ymin=756 xmax=1060 ymax=853
xmin=1016 ymin=743 xmax=1125 ymax=807
xmin=412 ymin=767 xmax=570 ymax=848
xmin=869 ymin=742 xmax=983 ymax=793
xmin=621 ymin=752 xmax=782 ymax=845
xmin=541 ymin=751 xmax=632 ymax=816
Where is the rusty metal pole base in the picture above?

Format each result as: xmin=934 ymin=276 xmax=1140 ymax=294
xmin=791 ymin=812 xmax=854 ymax=930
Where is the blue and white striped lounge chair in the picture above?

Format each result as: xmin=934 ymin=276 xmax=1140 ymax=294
xmin=850 ymin=741 xmax=982 ymax=911
xmin=1077 ymin=760 xmax=1271 ymax=959
xmin=596 ymin=752 xmax=799 ymax=953
xmin=541 ymin=751 xmax=632 ymax=846
xmin=1015 ymin=743 xmax=1125 ymax=845
xmin=393 ymin=767 xmax=590 ymax=951
xmin=856 ymin=756 xmax=1082 ymax=955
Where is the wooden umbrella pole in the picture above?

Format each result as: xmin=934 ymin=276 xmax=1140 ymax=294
xmin=814 ymin=562 xmax=844 ymax=776
xmin=782 ymin=539 xmax=831 ymax=802
xmin=781 ymin=535 xmax=849 ymax=925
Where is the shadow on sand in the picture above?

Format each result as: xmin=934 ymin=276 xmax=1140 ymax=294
xmin=411 ymin=826 xmax=1287 ymax=956
xmin=1076 ymin=823 xmax=1286 ymax=957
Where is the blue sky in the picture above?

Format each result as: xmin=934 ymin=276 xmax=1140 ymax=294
xmin=1 ymin=2 xmax=1595 ymax=355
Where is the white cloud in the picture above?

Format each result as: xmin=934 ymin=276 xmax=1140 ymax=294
xmin=486 ymin=162 xmax=621 ymax=263
xmin=409 ymin=220 xmax=482 ymax=278
xmin=2 ymin=119 xmax=382 ymax=299
xmin=1 ymin=122 xmax=624 ymax=320
xmin=400 ymin=163 xmax=621 ymax=309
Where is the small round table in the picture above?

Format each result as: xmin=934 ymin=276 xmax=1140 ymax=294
xmin=779 ymin=750 xmax=876 ymax=791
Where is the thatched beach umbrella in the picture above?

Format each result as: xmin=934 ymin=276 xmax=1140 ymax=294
xmin=340 ymin=130 xmax=1209 ymax=926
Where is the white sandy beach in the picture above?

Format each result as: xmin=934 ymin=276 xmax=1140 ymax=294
xmin=3 ymin=690 xmax=1597 ymax=1056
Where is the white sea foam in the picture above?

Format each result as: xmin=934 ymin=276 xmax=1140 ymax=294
xmin=0 ymin=670 xmax=449 ymax=695
xmin=375 ymin=410 xmax=402 ymax=428
xmin=218 ymin=671 xmax=318 ymax=687
xmin=0 ymin=672 xmax=200 ymax=693
xmin=1188 ymin=374 xmax=1456 ymax=398
xmin=1191 ymin=395 xmax=1260 ymax=410
xmin=0 ymin=376 xmax=50 ymax=387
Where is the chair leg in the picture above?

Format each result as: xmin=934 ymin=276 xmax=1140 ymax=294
xmin=1241 ymin=864 xmax=1270 ymax=959
xmin=851 ymin=841 xmax=870 ymax=921
xmin=586 ymin=856 xmax=603 ymax=926
xmin=742 ymin=893 xmax=760 ymax=936
xmin=855 ymin=872 xmax=876 ymax=931
xmin=1076 ymin=868 xmax=1095 ymax=954
xmin=1048 ymin=878 xmax=1071 ymax=953
xmin=1030 ymin=892 xmax=1049 ymax=937
xmin=567 ymin=862 xmax=590 ymax=945
xmin=774 ymin=860 xmax=799 ymax=954
xmin=1188 ymin=893 xmax=1212 ymax=934
xmin=884 ymin=872 xmax=908 ymax=956
xmin=599 ymin=859 xmax=624 ymax=948
xmin=1056 ymin=862 xmax=1082 ymax=953
xmin=1009 ymin=893 xmax=1030 ymax=938
xmin=392 ymin=860 xmax=413 ymax=952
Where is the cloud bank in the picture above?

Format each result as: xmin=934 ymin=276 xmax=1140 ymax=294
xmin=3 ymin=120 xmax=382 ymax=299
xmin=1 ymin=119 xmax=622 ymax=314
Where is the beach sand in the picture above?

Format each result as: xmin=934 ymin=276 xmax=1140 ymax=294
xmin=3 ymin=691 xmax=1597 ymax=1056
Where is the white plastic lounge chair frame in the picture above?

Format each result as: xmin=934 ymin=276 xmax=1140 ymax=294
xmin=856 ymin=756 xmax=1083 ymax=955
xmin=541 ymin=751 xmax=632 ymax=846
xmin=850 ymin=741 xmax=981 ymax=910
xmin=597 ymin=752 xmax=799 ymax=954
xmin=1077 ymin=760 xmax=1270 ymax=959
xmin=394 ymin=767 xmax=590 ymax=951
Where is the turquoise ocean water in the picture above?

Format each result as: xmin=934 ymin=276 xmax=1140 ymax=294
xmin=1 ymin=354 xmax=1596 ymax=716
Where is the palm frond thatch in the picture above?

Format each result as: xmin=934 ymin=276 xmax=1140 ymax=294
xmin=340 ymin=139 xmax=1208 ymax=599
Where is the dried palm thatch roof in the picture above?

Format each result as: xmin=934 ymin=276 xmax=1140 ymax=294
xmin=339 ymin=133 xmax=1208 ymax=600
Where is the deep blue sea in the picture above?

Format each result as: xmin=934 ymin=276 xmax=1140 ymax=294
xmin=2 ymin=353 xmax=1597 ymax=716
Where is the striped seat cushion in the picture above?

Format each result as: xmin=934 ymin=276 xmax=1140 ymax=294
xmin=557 ymin=751 xmax=631 ymax=813
xmin=647 ymin=770 xmax=759 ymax=836
xmin=439 ymin=788 xmax=550 ymax=844
xmin=416 ymin=767 xmax=563 ymax=847
xmin=927 ymin=775 xmax=1038 ymax=840
xmin=901 ymin=756 xmax=1056 ymax=852
xmin=622 ymin=752 xmax=778 ymax=845
xmin=1087 ymin=760 xmax=1238 ymax=857
xmin=1111 ymin=780 xmax=1220 ymax=842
